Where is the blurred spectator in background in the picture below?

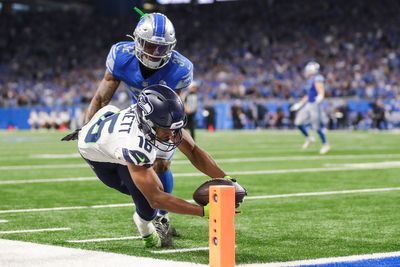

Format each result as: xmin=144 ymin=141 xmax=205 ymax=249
xmin=371 ymin=98 xmax=387 ymax=130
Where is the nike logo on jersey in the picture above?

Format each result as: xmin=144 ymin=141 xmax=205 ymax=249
xmin=128 ymin=150 xmax=150 ymax=165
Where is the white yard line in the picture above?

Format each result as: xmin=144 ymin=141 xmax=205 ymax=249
xmin=0 ymin=164 xmax=87 ymax=171
xmin=30 ymin=153 xmax=81 ymax=159
xmin=3 ymin=161 xmax=400 ymax=185
xmin=66 ymin=236 xmax=141 ymax=243
xmin=151 ymin=247 xmax=209 ymax=254
xmin=0 ymin=203 xmax=133 ymax=214
xmin=246 ymin=187 xmax=400 ymax=200
xmin=0 ymin=177 xmax=97 ymax=184
xmin=0 ymin=239 xmax=205 ymax=267
xmin=0 ymin=219 xmax=8 ymax=223
xmin=3 ymin=154 xmax=400 ymax=171
xmin=0 ymin=228 xmax=71 ymax=235
xmin=240 ymin=251 xmax=400 ymax=267
xmin=0 ymin=186 xmax=398 ymax=214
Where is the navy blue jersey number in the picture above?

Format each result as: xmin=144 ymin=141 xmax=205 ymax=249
xmin=85 ymin=112 xmax=119 ymax=143
xmin=138 ymin=136 xmax=152 ymax=153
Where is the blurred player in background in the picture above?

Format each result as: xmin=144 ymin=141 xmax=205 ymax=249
xmin=182 ymin=81 xmax=199 ymax=140
xmin=63 ymin=12 xmax=193 ymax=232
xmin=78 ymin=85 xmax=229 ymax=247
xmin=291 ymin=61 xmax=330 ymax=154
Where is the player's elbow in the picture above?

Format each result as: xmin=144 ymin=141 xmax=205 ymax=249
xmin=147 ymin=195 xmax=165 ymax=210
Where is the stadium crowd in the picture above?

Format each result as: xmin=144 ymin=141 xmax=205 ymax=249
xmin=1 ymin=0 xmax=400 ymax=129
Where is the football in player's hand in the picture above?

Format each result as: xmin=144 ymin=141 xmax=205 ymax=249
xmin=193 ymin=178 xmax=247 ymax=208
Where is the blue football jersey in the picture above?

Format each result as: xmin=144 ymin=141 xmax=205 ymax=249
xmin=307 ymin=74 xmax=324 ymax=103
xmin=106 ymin=41 xmax=193 ymax=103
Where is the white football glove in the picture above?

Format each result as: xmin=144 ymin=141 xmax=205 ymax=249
xmin=290 ymin=102 xmax=304 ymax=112
xmin=316 ymin=94 xmax=324 ymax=104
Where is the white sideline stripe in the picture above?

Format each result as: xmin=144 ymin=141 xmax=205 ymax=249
xmin=3 ymin=161 xmax=400 ymax=185
xmin=66 ymin=236 xmax=141 ymax=243
xmin=3 ymin=153 xmax=400 ymax=171
xmin=151 ymin=247 xmax=209 ymax=254
xmin=0 ymin=187 xmax=398 ymax=214
xmin=0 ymin=227 xmax=70 ymax=234
xmin=0 ymin=239 xmax=206 ymax=267
xmin=0 ymin=219 xmax=8 ymax=223
xmin=241 ymin=251 xmax=400 ymax=267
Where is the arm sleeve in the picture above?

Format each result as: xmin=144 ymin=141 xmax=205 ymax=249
xmin=106 ymin=44 xmax=118 ymax=74
xmin=122 ymin=148 xmax=153 ymax=168
xmin=175 ymin=62 xmax=193 ymax=90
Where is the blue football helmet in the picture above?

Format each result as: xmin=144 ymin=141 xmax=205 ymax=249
xmin=133 ymin=13 xmax=176 ymax=69
xmin=136 ymin=84 xmax=187 ymax=152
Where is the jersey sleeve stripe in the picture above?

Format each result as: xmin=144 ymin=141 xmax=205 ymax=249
xmin=122 ymin=148 xmax=135 ymax=163
xmin=106 ymin=45 xmax=117 ymax=73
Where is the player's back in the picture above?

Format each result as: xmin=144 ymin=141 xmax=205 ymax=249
xmin=78 ymin=105 xmax=156 ymax=166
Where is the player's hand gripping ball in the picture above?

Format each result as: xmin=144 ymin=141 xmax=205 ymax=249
xmin=193 ymin=178 xmax=247 ymax=208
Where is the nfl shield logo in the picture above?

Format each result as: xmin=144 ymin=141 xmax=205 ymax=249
xmin=159 ymin=80 xmax=167 ymax=85
xmin=142 ymin=81 xmax=148 ymax=87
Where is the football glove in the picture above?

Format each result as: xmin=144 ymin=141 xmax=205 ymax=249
xmin=290 ymin=102 xmax=304 ymax=112
xmin=61 ymin=128 xmax=81 ymax=141
xmin=203 ymin=204 xmax=209 ymax=218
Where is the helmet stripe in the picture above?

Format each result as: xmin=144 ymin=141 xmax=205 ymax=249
xmin=153 ymin=13 xmax=165 ymax=38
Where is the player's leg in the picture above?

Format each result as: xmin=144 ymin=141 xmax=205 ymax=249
xmin=311 ymin=104 xmax=330 ymax=154
xmin=153 ymin=149 xmax=179 ymax=236
xmin=116 ymin=165 xmax=173 ymax=248
xmin=295 ymin=104 xmax=315 ymax=149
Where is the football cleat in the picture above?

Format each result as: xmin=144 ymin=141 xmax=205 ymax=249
xmin=320 ymin=144 xmax=331 ymax=155
xmin=302 ymin=136 xmax=315 ymax=149
xmin=143 ymin=231 xmax=161 ymax=248
xmin=153 ymin=216 xmax=173 ymax=247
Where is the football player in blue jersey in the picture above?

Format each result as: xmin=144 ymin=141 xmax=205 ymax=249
xmin=63 ymin=13 xmax=193 ymax=233
xmin=291 ymin=61 xmax=331 ymax=154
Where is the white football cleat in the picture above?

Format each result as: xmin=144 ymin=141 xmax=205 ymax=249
xmin=302 ymin=136 xmax=315 ymax=149
xmin=320 ymin=144 xmax=331 ymax=155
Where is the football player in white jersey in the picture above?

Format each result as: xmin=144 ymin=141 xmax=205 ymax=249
xmin=291 ymin=61 xmax=330 ymax=154
xmin=64 ymin=12 xmax=194 ymax=233
xmin=78 ymin=85 xmax=232 ymax=248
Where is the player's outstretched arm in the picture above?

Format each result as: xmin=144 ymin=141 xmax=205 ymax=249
xmin=127 ymin=162 xmax=204 ymax=217
xmin=178 ymin=129 xmax=226 ymax=178
xmin=84 ymin=70 xmax=120 ymax=124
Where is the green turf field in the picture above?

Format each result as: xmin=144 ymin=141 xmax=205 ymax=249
xmin=0 ymin=130 xmax=399 ymax=264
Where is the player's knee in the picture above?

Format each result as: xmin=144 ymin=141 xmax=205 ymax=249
xmin=153 ymin=159 xmax=170 ymax=173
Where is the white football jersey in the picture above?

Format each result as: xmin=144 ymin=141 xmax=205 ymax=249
xmin=78 ymin=105 xmax=156 ymax=167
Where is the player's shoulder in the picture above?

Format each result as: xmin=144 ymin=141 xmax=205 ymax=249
xmin=314 ymin=74 xmax=325 ymax=83
xmin=167 ymin=51 xmax=193 ymax=89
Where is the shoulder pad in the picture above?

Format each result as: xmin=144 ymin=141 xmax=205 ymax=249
xmin=314 ymin=74 xmax=325 ymax=83
xmin=106 ymin=42 xmax=135 ymax=75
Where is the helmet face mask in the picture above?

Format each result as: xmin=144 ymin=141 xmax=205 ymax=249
xmin=136 ymin=85 xmax=187 ymax=152
xmin=134 ymin=13 xmax=176 ymax=69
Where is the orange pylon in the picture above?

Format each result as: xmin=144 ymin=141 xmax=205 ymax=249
xmin=209 ymin=185 xmax=235 ymax=267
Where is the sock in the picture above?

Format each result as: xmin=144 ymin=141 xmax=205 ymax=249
xmin=317 ymin=128 xmax=327 ymax=144
xmin=298 ymin=125 xmax=309 ymax=137
xmin=133 ymin=212 xmax=155 ymax=237
xmin=157 ymin=169 xmax=174 ymax=216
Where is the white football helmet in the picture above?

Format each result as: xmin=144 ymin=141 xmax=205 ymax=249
xmin=133 ymin=13 xmax=176 ymax=69
xmin=304 ymin=61 xmax=320 ymax=78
